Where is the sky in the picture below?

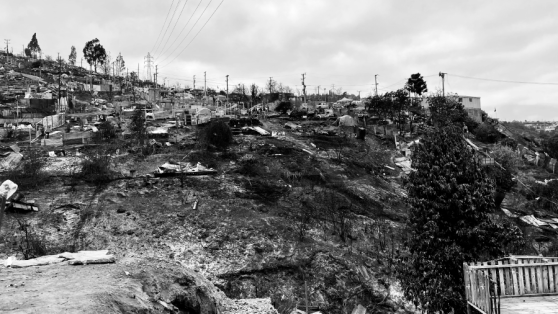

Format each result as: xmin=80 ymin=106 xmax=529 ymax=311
xmin=1 ymin=0 xmax=557 ymax=121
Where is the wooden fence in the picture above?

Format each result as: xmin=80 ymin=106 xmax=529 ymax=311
xmin=464 ymin=256 xmax=558 ymax=314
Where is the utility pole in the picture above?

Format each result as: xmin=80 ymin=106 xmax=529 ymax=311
xmin=268 ymin=77 xmax=273 ymax=106
xmin=358 ymin=90 xmax=361 ymax=99
xmin=57 ymin=53 xmax=61 ymax=112
xmin=204 ymin=71 xmax=207 ymax=105
xmin=226 ymin=75 xmax=229 ymax=105
xmin=374 ymin=74 xmax=378 ymax=96
xmin=301 ymin=73 xmax=306 ymax=103
xmin=317 ymin=85 xmax=320 ymax=100
xmin=439 ymin=72 xmax=446 ymax=97
xmin=4 ymin=39 xmax=10 ymax=63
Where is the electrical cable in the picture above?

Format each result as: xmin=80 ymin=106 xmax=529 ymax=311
xmin=160 ymin=0 xmax=224 ymax=69
xmin=155 ymin=0 xmax=203 ymax=62
xmin=150 ymin=0 xmax=176 ymax=53
xmin=156 ymin=0 xmax=211 ymax=65
xmin=153 ymin=0 xmax=182 ymax=56
xmin=157 ymin=0 xmax=190 ymax=59
xmin=449 ymin=74 xmax=558 ymax=86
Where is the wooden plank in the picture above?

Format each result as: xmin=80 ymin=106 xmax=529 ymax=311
xmin=530 ymin=259 xmax=538 ymax=294
xmin=550 ymin=258 xmax=556 ymax=292
xmin=469 ymin=262 xmax=558 ymax=269
xmin=524 ymin=259 xmax=532 ymax=294
xmin=541 ymin=266 xmax=550 ymax=293
xmin=517 ymin=258 xmax=525 ymax=296
xmin=511 ymin=258 xmax=519 ymax=295
xmin=504 ymin=259 xmax=513 ymax=295
xmin=489 ymin=260 xmax=497 ymax=294
xmin=464 ymin=263 xmax=471 ymax=301
xmin=554 ymin=258 xmax=558 ymax=293
xmin=467 ymin=301 xmax=488 ymax=314
xmin=537 ymin=262 xmax=544 ymax=293
xmin=486 ymin=272 xmax=492 ymax=312
xmin=497 ymin=260 xmax=506 ymax=296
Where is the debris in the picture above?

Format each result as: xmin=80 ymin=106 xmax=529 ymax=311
xmin=0 ymin=180 xmax=18 ymax=200
xmin=9 ymin=144 xmax=20 ymax=153
xmin=501 ymin=208 xmax=518 ymax=218
xmin=0 ymin=152 xmax=23 ymax=170
xmin=351 ymin=304 xmax=367 ymax=314
xmin=284 ymin=122 xmax=300 ymax=129
xmin=61 ymin=250 xmax=116 ymax=265
xmin=394 ymin=157 xmax=414 ymax=174
xmin=5 ymin=250 xmax=116 ymax=268
xmin=154 ymin=162 xmax=217 ymax=177
xmin=384 ymin=165 xmax=395 ymax=170
xmin=520 ymin=215 xmax=548 ymax=227
xmin=192 ymin=199 xmax=199 ymax=210
xmin=241 ymin=126 xmax=270 ymax=136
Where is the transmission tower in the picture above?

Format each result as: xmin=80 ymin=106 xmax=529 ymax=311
xmin=144 ymin=53 xmax=154 ymax=82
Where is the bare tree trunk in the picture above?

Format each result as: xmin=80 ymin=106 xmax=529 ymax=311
xmin=0 ymin=196 xmax=5 ymax=234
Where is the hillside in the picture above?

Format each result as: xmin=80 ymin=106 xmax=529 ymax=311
xmin=0 ymin=116 xmax=415 ymax=314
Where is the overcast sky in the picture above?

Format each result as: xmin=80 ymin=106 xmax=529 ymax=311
xmin=1 ymin=0 xmax=557 ymax=121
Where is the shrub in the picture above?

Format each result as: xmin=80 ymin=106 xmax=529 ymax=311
xmin=474 ymin=123 xmax=501 ymax=143
xmin=198 ymin=121 xmax=233 ymax=151
xmin=2 ymin=150 xmax=49 ymax=190
xmin=275 ymin=101 xmax=293 ymax=114
xmin=78 ymin=149 xmax=114 ymax=185
xmin=501 ymin=138 xmax=518 ymax=150
xmin=93 ymin=120 xmax=118 ymax=142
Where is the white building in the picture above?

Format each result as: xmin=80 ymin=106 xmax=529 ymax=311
xmin=422 ymin=95 xmax=483 ymax=123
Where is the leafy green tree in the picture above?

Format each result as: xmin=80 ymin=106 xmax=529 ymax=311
xmin=405 ymin=73 xmax=428 ymax=96
xmin=24 ymin=48 xmax=32 ymax=57
xmin=68 ymin=46 xmax=77 ymax=66
xmin=390 ymin=89 xmax=411 ymax=132
xmin=474 ymin=123 xmax=501 ymax=143
xmin=427 ymin=93 xmax=468 ymax=127
xmin=83 ymin=38 xmax=107 ymax=72
xmin=486 ymin=145 xmax=520 ymax=206
xmin=27 ymin=33 xmax=41 ymax=58
xmin=397 ymin=126 xmax=523 ymax=314
xmin=367 ymin=94 xmax=393 ymax=134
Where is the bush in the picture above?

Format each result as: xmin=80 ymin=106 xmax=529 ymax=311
xmin=501 ymin=138 xmax=518 ymax=150
xmin=198 ymin=121 xmax=233 ymax=151
xmin=275 ymin=101 xmax=293 ymax=114
xmin=3 ymin=150 xmax=50 ymax=190
xmin=474 ymin=123 xmax=501 ymax=143
xmin=78 ymin=150 xmax=114 ymax=185
xmin=93 ymin=120 xmax=118 ymax=142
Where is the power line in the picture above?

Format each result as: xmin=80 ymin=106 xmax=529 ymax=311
xmin=150 ymin=0 xmax=176 ymax=53
xmin=449 ymin=73 xmax=558 ymax=86
xmin=153 ymin=0 xmax=181 ymax=56
xmin=156 ymin=0 xmax=207 ymax=64
xmin=157 ymin=0 xmax=190 ymax=59
xmin=160 ymin=0 xmax=224 ymax=69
